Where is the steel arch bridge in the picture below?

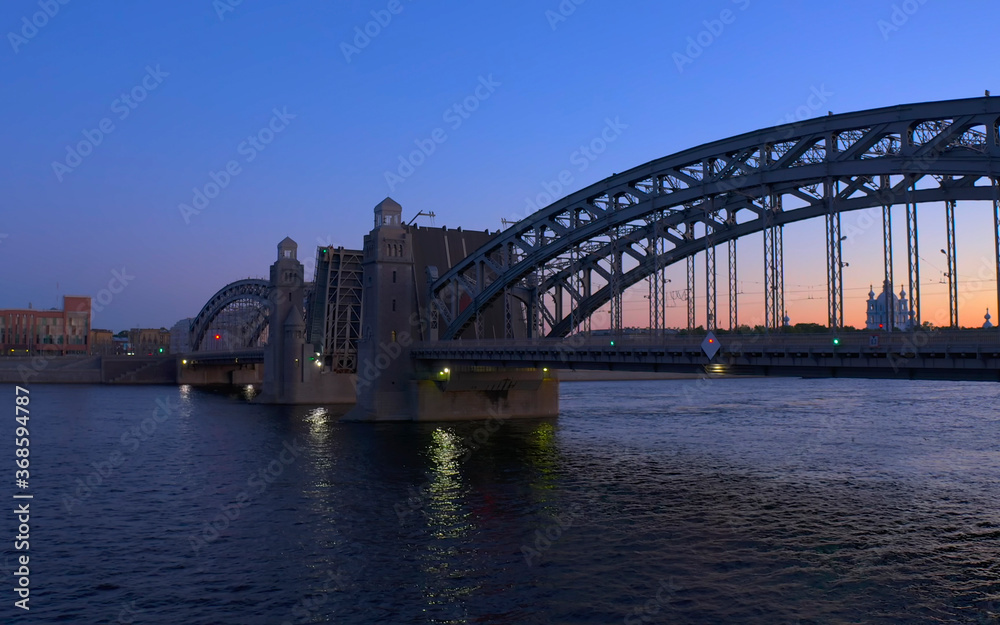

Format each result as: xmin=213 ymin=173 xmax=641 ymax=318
xmin=189 ymin=279 xmax=272 ymax=352
xmin=428 ymin=96 xmax=1000 ymax=340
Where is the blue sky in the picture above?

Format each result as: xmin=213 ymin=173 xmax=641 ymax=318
xmin=1 ymin=0 xmax=998 ymax=330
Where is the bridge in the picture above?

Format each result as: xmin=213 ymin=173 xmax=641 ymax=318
xmin=178 ymin=96 xmax=1000 ymax=419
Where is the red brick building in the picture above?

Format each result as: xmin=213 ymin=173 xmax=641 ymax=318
xmin=0 ymin=296 xmax=92 ymax=356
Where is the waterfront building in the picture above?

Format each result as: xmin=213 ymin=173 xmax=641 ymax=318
xmin=90 ymin=329 xmax=115 ymax=355
xmin=128 ymin=328 xmax=171 ymax=355
xmin=0 ymin=296 xmax=92 ymax=355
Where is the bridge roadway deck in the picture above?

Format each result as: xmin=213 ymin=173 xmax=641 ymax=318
xmin=411 ymin=330 xmax=1000 ymax=382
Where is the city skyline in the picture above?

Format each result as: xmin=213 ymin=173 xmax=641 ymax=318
xmin=2 ymin=0 xmax=999 ymax=330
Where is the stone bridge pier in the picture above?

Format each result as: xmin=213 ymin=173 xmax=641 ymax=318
xmin=344 ymin=198 xmax=558 ymax=421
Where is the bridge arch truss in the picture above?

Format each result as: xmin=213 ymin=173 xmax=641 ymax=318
xmin=189 ymin=279 xmax=272 ymax=352
xmin=430 ymin=97 xmax=1000 ymax=338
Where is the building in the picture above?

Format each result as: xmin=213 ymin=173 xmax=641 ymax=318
xmin=90 ymin=329 xmax=115 ymax=355
xmin=169 ymin=318 xmax=193 ymax=354
xmin=0 ymin=296 xmax=92 ymax=356
xmin=128 ymin=328 xmax=171 ymax=355
xmin=865 ymin=281 xmax=912 ymax=331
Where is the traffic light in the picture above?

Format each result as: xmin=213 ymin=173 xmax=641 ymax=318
xmin=610 ymin=340 xmax=615 ymax=346
xmin=215 ymin=334 xmax=221 ymax=340
xmin=158 ymin=348 xmax=163 ymax=353
xmin=832 ymin=337 xmax=840 ymax=345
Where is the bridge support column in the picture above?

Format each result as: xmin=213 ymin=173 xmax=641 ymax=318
xmin=763 ymin=192 xmax=784 ymax=330
xmin=259 ymin=238 xmax=356 ymax=404
xmin=348 ymin=199 xmax=560 ymax=421
xmin=412 ymin=368 xmax=558 ymax=421
xmin=686 ymin=254 xmax=695 ymax=330
xmin=906 ymin=181 xmax=921 ymax=328
xmin=882 ymin=187 xmax=896 ymax=330
xmin=825 ymin=178 xmax=844 ymax=330
xmin=945 ymin=199 xmax=959 ymax=327
xmin=728 ymin=238 xmax=738 ymax=330
xmin=347 ymin=199 xmax=419 ymax=420
xmin=994 ymin=178 xmax=1000 ymax=325
xmin=705 ymin=201 xmax=717 ymax=331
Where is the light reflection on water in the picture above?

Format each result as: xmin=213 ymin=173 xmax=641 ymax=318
xmin=13 ymin=377 xmax=1000 ymax=624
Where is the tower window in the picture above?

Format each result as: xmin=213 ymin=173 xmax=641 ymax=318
xmin=392 ymin=299 xmax=396 ymax=312
xmin=392 ymin=270 xmax=396 ymax=283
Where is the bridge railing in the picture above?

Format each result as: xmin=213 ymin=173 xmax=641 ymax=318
xmin=413 ymin=329 xmax=1000 ymax=354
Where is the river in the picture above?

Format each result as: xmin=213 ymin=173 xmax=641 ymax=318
xmin=8 ymin=377 xmax=1000 ymax=623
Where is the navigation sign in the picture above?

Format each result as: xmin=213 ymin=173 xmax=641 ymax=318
xmin=701 ymin=331 xmax=721 ymax=359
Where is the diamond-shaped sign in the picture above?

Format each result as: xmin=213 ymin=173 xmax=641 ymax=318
xmin=701 ymin=331 xmax=721 ymax=359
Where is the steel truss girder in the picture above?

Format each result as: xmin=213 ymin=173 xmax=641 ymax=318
xmin=429 ymin=97 xmax=1000 ymax=339
xmin=190 ymin=279 xmax=272 ymax=352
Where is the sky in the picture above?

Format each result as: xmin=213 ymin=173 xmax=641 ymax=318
xmin=2 ymin=0 xmax=999 ymax=331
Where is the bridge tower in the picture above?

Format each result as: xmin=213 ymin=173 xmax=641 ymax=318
xmin=347 ymin=198 xmax=558 ymax=421
xmin=259 ymin=237 xmax=316 ymax=403
xmin=347 ymin=198 xmax=416 ymax=420
xmin=260 ymin=237 xmax=304 ymax=402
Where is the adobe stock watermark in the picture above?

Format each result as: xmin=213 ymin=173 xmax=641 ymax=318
xmin=51 ymin=65 xmax=170 ymax=182
xmin=341 ymin=0 xmax=416 ymax=63
xmin=279 ymin=567 xmax=354 ymax=625
xmin=545 ymin=0 xmax=587 ymax=31
xmin=115 ymin=600 xmax=140 ymax=624
xmin=7 ymin=0 xmax=72 ymax=54
xmin=178 ymin=107 xmax=296 ymax=224
xmin=515 ymin=117 xmax=628 ymax=219
xmin=623 ymin=578 xmax=684 ymax=624
xmin=91 ymin=267 xmax=135 ymax=320
xmin=673 ymin=0 xmax=751 ymax=73
xmin=213 ymin=0 xmax=244 ymax=21
xmin=773 ymin=85 xmax=834 ymax=130
xmin=384 ymin=74 xmax=501 ymax=192
xmin=355 ymin=312 xmax=428 ymax=392
xmin=62 ymin=396 xmax=180 ymax=512
xmin=188 ymin=438 xmax=304 ymax=552
xmin=521 ymin=504 xmax=585 ymax=566
xmin=878 ymin=0 xmax=929 ymax=41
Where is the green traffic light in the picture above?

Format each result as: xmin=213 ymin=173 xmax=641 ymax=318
xmin=610 ymin=340 xmax=615 ymax=346
xmin=833 ymin=338 xmax=840 ymax=345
